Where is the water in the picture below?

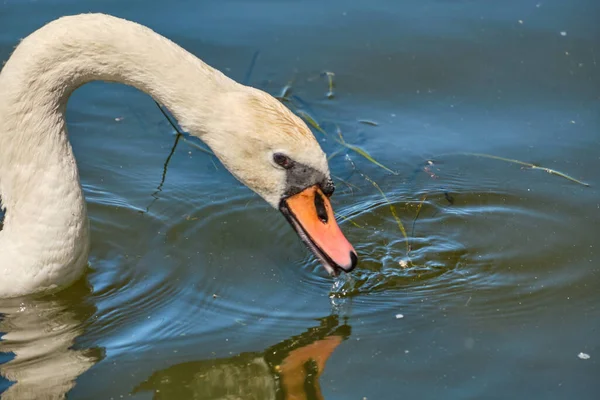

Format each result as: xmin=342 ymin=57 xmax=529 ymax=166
xmin=1 ymin=0 xmax=599 ymax=398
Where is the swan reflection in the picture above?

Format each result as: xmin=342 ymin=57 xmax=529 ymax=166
xmin=1 ymin=277 xmax=350 ymax=400
xmin=0 ymin=279 xmax=102 ymax=400
xmin=134 ymin=314 xmax=351 ymax=400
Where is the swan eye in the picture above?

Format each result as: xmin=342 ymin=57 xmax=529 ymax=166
xmin=273 ymin=153 xmax=293 ymax=169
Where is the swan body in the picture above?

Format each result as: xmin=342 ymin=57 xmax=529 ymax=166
xmin=0 ymin=14 xmax=356 ymax=298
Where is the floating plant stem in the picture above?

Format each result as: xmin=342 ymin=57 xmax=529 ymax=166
xmin=276 ymin=76 xmax=296 ymax=101
xmin=336 ymin=127 xmax=397 ymax=175
xmin=290 ymin=94 xmax=316 ymax=112
xmin=282 ymin=82 xmax=397 ymax=175
xmin=327 ymin=147 xmax=345 ymax=162
xmin=340 ymin=142 xmax=397 ymax=175
xmin=332 ymin=174 xmax=361 ymax=192
xmin=411 ymin=193 xmax=428 ymax=238
xmin=242 ymin=50 xmax=260 ymax=85
xmin=346 ymin=155 xmax=410 ymax=256
xmin=181 ymin=136 xmax=214 ymax=156
xmin=337 ymin=213 xmax=365 ymax=229
xmin=323 ymin=71 xmax=335 ymax=99
xmin=296 ymin=110 xmax=328 ymax=136
xmin=358 ymin=119 xmax=378 ymax=126
xmin=457 ymin=152 xmax=589 ymax=187
xmin=277 ymin=83 xmax=293 ymax=101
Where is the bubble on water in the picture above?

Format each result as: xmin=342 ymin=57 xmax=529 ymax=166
xmin=578 ymin=352 xmax=590 ymax=360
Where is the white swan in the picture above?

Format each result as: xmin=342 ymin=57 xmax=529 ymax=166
xmin=0 ymin=13 xmax=357 ymax=298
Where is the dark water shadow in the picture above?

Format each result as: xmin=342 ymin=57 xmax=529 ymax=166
xmin=0 ymin=278 xmax=104 ymax=400
xmin=0 ymin=354 xmax=11 ymax=396
xmin=133 ymin=314 xmax=351 ymax=400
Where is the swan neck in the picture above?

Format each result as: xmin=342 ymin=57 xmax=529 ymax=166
xmin=1 ymin=14 xmax=233 ymax=131
xmin=0 ymin=14 xmax=236 ymax=296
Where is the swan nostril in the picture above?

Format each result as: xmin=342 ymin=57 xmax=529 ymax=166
xmin=314 ymin=191 xmax=328 ymax=223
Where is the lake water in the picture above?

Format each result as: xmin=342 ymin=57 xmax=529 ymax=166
xmin=1 ymin=0 xmax=599 ymax=398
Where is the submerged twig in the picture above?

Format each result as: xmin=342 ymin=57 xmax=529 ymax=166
xmin=156 ymin=97 xmax=216 ymax=158
xmin=444 ymin=191 xmax=454 ymax=205
xmin=155 ymin=132 xmax=182 ymax=190
xmin=145 ymin=101 xmax=219 ymax=212
xmin=142 ymin=103 xmax=184 ymax=213
xmin=156 ymin=101 xmax=214 ymax=156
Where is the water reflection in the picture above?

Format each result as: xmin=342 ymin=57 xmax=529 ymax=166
xmin=134 ymin=314 xmax=351 ymax=400
xmin=0 ymin=278 xmax=102 ymax=400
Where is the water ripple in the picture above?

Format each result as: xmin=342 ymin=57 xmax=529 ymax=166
xmin=275 ymin=178 xmax=590 ymax=336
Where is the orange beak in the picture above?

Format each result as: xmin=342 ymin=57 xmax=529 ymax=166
xmin=280 ymin=185 xmax=357 ymax=275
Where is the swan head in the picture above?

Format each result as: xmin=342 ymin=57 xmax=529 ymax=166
xmin=196 ymin=87 xmax=357 ymax=275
